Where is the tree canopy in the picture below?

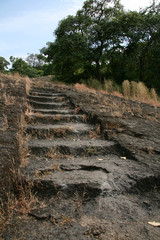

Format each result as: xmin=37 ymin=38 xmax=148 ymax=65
xmin=9 ymin=56 xmax=43 ymax=78
xmin=40 ymin=0 xmax=160 ymax=90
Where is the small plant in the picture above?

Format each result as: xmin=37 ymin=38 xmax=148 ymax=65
xmin=86 ymin=147 xmax=97 ymax=156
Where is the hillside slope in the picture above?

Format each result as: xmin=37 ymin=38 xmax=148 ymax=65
xmin=1 ymin=76 xmax=160 ymax=240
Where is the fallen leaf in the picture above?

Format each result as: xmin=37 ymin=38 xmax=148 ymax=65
xmin=148 ymin=221 xmax=160 ymax=227
xmin=120 ymin=157 xmax=126 ymax=160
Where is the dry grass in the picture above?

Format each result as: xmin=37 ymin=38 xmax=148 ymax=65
xmin=122 ymin=80 xmax=160 ymax=106
xmin=35 ymin=164 xmax=61 ymax=178
xmin=25 ymin=103 xmax=34 ymax=116
xmin=25 ymin=76 xmax=31 ymax=95
xmin=74 ymin=106 xmax=81 ymax=114
xmin=82 ymin=114 xmax=87 ymax=123
xmin=0 ymin=73 xmax=36 ymax=237
xmin=74 ymin=83 xmax=96 ymax=93
xmin=137 ymin=82 xmax=150 ymax=101
xmin=122 ymin=80 xmax=131 ymax=99
xmin=0 ymin=168 xmax=42 ymax=237
xmin=45 ymin=148 xmax=72 ymax=160
xmin=150 ymin=88 xmax=158 ymax=106
xmin=131 ymin=81 xmax=138 ymax=99
xmin=2 ymin=93 xmax=16 ymax=106
xmin=89 ymin=124 xmax=101 ymax=139
xmin=54 ymin=114 xmax=62 ymax=121
xmin=74 ymin=77 xmax=159 ymax=107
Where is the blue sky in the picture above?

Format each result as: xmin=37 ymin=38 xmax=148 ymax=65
xmin=0 ymin=0 xmax=152 ymax=63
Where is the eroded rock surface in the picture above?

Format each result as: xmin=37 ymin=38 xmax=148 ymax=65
xmin=3 ymin=78 xmax=160 ymax=240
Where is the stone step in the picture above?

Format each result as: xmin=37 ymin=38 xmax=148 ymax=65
xmin=28 ymin=95 xmax=67 ymax=103
xmin=29 ymin=100 xmax=70 ymax=109
xmin=32 ymin=109 xmax=74 ymax=115
xmin=28 ymin=139 xmax=117 ymax=157
xmin=25 ymin=114 xmax=86 ymax=124
xmin=21 ymin=155 xmax=137 ymax=198
xmin=29 ymin=91 xmax=63 ymax=97
xmin=26 ymin=123 xmax=96 ymax=139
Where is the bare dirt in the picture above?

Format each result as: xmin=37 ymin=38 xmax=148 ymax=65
xmin=1 ymin=76 xmax=160 ymax=240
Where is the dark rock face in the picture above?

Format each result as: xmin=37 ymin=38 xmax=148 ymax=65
xmin=2 ymin=77 xmax=160 ymax=239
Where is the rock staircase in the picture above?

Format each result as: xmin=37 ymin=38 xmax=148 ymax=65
xmin=23 ymin=86 xmax=122 ymax=199
xmin=14 ymin=82 xmax=160 ymax=240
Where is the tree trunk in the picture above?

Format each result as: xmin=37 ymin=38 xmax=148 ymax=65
xmin=139 ymin=55 xmax=145 ymax=82
xmin=96 ymin=60 xmax=104 ymax=86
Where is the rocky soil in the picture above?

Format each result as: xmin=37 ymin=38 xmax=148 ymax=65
xmin=0 ymin=74 xmax=27 ymax=201
xmin=1 ymin=77 xmax=160 ymax=240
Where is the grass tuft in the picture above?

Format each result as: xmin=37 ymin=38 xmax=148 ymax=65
xmin=122 ymin=80 xmax=131 ymax=99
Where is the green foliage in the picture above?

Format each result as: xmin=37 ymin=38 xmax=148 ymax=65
xmin=109 ymin=7 xmax=160 ymax=90
xmin=41 ymin=0 xmax=123 ymax=84
xmin=0 ymin=57 xmax=10 ymax=71
xmin=9 ymin=57 xmax=43 ymax=78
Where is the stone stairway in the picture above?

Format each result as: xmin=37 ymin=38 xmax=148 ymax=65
xmin=23 ymin=87 xmax=123 ymax=199
xmin=13 ymin=83 xmax=160 ymax=240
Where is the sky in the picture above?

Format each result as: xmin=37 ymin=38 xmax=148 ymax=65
xmin=0 ymin=0 xmax=154 ymax=63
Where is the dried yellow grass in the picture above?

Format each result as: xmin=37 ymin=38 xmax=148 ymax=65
xmin=137 ymin=82 xmax=150 ymax=101
xmin=121 ymin=80 xmax=159 ymax=106
xmin=104 ymin=80 xmax=114 ymax=93
xmin=25 ymin=76 xmax=31 ymax=95
xmin=151 ymin=88 xmax=158 ymax=106
xmin=122 ymin=80 xmax=131 ymax=98
xmin=131 ymin=81 xmax=138 ymax=99
xmin=74 ymin=83 xmax=96 ymax=93
xmin=2 ymin=93 xmax=16 ymax=106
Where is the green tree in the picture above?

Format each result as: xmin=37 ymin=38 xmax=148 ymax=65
xmin=0 ymin=57 xmax=10 ymax=71
xmin=40 ymin=0 xmax=160 ymax=90
xmin=78 ymin=0 xmax=123 ymax=84
xmin=42 ymin=16 xmax=89 ymax=83
xmin=10 ymin=56 xmax=43 ymax=78
xmin=41 ymin=0 xmax=123 ymax=84
xmin=108 ymin=4 xmax=160 ymax=89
